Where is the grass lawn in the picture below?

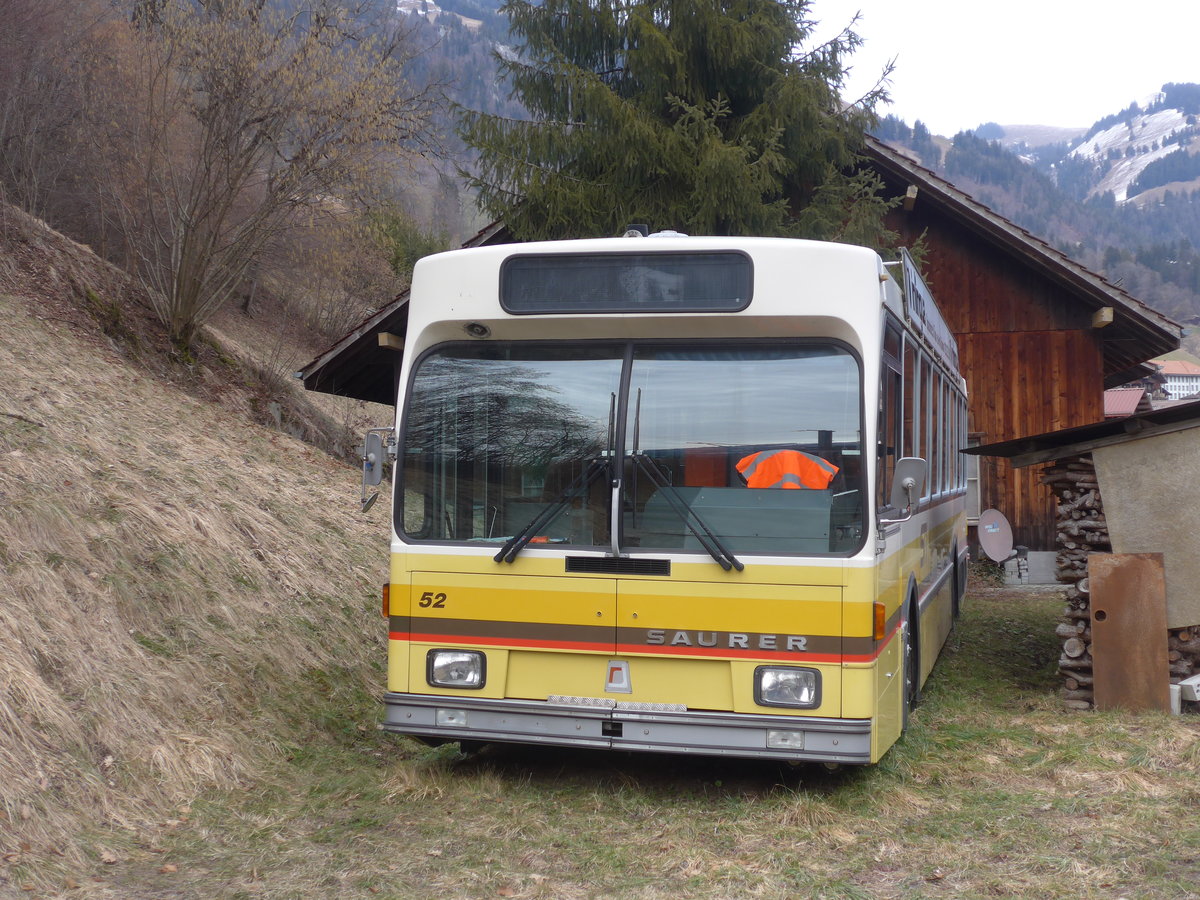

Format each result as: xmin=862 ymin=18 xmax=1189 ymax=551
xmin=81 ymin=585 xmax=1200 ymax=899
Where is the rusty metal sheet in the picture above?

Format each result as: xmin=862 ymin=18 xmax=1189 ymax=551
xmin=1089 ymin=553 xmax=1170 ymax=712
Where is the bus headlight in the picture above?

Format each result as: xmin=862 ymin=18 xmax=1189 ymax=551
xmin=427 ymin=650 xmax=486 ymax=689
xmin=755 ymin=666 xmax=820 ymax=709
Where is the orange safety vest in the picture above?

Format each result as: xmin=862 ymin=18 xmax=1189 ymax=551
xmin=736 ymin=449 xmax=839 ymax=490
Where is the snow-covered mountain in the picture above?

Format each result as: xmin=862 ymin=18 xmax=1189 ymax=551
xmin=1067 ymin=93 xmax=1199 ymax=203
xmin=874 ymin=86 xmax=1200 ymax=331
xmin=905 ymin=86 xmax=1200 ymax=208
xmin=984 ymin=87 xmax=1200 ymax=206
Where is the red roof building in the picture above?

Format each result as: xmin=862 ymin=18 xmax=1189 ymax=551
xmin=1104 ymin=387 xmax=1153 ymax=418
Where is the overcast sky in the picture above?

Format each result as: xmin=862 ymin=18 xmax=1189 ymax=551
xmin=807 ymin=0 xmax=1200 ymax=137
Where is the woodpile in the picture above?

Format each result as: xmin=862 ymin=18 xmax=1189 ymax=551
xmin=1043 ymin=453 xmax=1200 ymax=709
xmin=1043 ymin=455 xmax=1108 ymax=584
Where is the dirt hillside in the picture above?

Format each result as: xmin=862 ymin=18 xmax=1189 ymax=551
xmin=0 ymin=202 xmax=391 ymax=888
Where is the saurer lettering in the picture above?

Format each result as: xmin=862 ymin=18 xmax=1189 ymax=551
xmin=645 ymin=629 xmax=808 ymax=651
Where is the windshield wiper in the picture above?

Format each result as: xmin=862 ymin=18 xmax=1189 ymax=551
xmin=494 ymin=457 xmax=610 ymax=564
xmin=631 ymin=453 xmax=744 ymax=572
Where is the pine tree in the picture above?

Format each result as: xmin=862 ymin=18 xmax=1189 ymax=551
xmin=459 ymin=0 xmax=896 ymax=244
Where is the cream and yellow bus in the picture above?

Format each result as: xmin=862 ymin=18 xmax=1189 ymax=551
xmin=371 ymin=232 xmax=968 ymax=765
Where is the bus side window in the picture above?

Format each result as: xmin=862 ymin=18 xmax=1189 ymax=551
xmin=930 ymin=370 xmax=943 ymax=495
xmin=903 ymin=339 xmax=916 ymax=458
xmin=877 ymin=367 xmax=900 ymax=509
xmin=920 ymin=354 xmax=933 ymax=499
xmin=878 ymin=319 xmax=902 ymax=510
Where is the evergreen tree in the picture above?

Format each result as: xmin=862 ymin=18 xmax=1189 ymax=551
xmin=459 ymin=0 xmax=896 ymax=244
xmin=875 ymin=115 xmax=912 ymax=143
xmin=910 ymin=120 xmax=941 ymax=167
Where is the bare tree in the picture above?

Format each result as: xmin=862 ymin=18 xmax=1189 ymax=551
xmin=107 ymin=0 xmax=439 ymax=348
xmin=269 ymin=211 xmax=402 ymax=341
xmin=0 ymin=0 xmax=118 ymax=225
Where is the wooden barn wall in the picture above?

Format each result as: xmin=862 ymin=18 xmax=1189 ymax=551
xmin=888 ymin=208 xmax=1106 ymax=550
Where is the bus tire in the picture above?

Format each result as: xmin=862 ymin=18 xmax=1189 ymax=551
xmin=951 ymin=545 xmax=963 ymax=622
xmin=901 ymin=596 xmax=919 ymax=733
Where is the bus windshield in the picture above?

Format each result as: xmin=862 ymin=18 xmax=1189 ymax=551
xmin=399 ymin=342 xmax=864 ymax=556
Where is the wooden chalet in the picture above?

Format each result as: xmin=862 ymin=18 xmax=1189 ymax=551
xmin=864 ymin=137 xmax=1179 ymax=549
xmin=300 ymin=136 xmax=1182 ymax=552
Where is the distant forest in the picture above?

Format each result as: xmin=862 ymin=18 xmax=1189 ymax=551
xmin=1129 ymin=148 xmax=1200 ymax=199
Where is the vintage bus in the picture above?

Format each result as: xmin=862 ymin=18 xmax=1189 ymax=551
xmin=370 ymin=233 xmax=968 ymax=765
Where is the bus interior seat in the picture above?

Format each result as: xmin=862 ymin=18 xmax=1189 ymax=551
xmin=682 ymin=448 xmax=729 ymax=487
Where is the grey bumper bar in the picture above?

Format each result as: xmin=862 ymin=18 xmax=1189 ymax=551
xmin=383 ymin=693 xmax=872 ymax=764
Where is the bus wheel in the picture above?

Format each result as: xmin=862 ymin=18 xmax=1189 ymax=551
xmin=954 ymin=545 xmax=969 ymax=622
xmin=902 ymin=599 xmax=919 ymax=733
xmin=951 ymin=549 xmax=962 ymax=622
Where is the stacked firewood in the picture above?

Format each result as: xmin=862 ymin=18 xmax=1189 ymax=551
xmin=1042 ymin=455 xmax=1109 ymax=584
xmin=1043 ymin=453 xmax=1200 ymax=709
xmin=1040 ymin=455 xmax=1109 ymax=708
xmin=1169 ymin=628 xmax=1200 ymax=685
xmin=1056 ymin=576 xmax=1097 ymax=709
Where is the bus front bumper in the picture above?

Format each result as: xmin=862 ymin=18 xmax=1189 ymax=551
xmin=382 ymin=693 xmax=872 ymax=765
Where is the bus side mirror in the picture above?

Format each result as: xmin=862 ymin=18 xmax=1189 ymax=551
xmin=360 ymin=429 xmax=393 ymax=512
xmin=885 ymin=457 xmax=927 ymax=520
xmin=363 ymin=431 xmax=385 ymax=487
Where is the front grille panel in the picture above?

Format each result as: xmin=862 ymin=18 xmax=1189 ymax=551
xmin=565 ymin=556 xmax=671 ymax=576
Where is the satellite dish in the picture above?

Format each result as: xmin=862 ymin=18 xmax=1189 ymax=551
xmin=977 ymin=508 xmax=1014 ymax=562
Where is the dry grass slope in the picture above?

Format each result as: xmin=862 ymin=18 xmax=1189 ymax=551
xmin=0 ymin=204 xmax=388 ymax=885
xmin=4 ymin=204 xmax=1200 ymax=900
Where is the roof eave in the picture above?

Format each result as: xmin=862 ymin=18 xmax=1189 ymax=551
xmin=298 ymin=221 xmax=513 ymax=402
xmin=965 ymin=398 xmax=1200 ymax=467
xmin=863 ymin=136 xmax=1182 ymax=368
